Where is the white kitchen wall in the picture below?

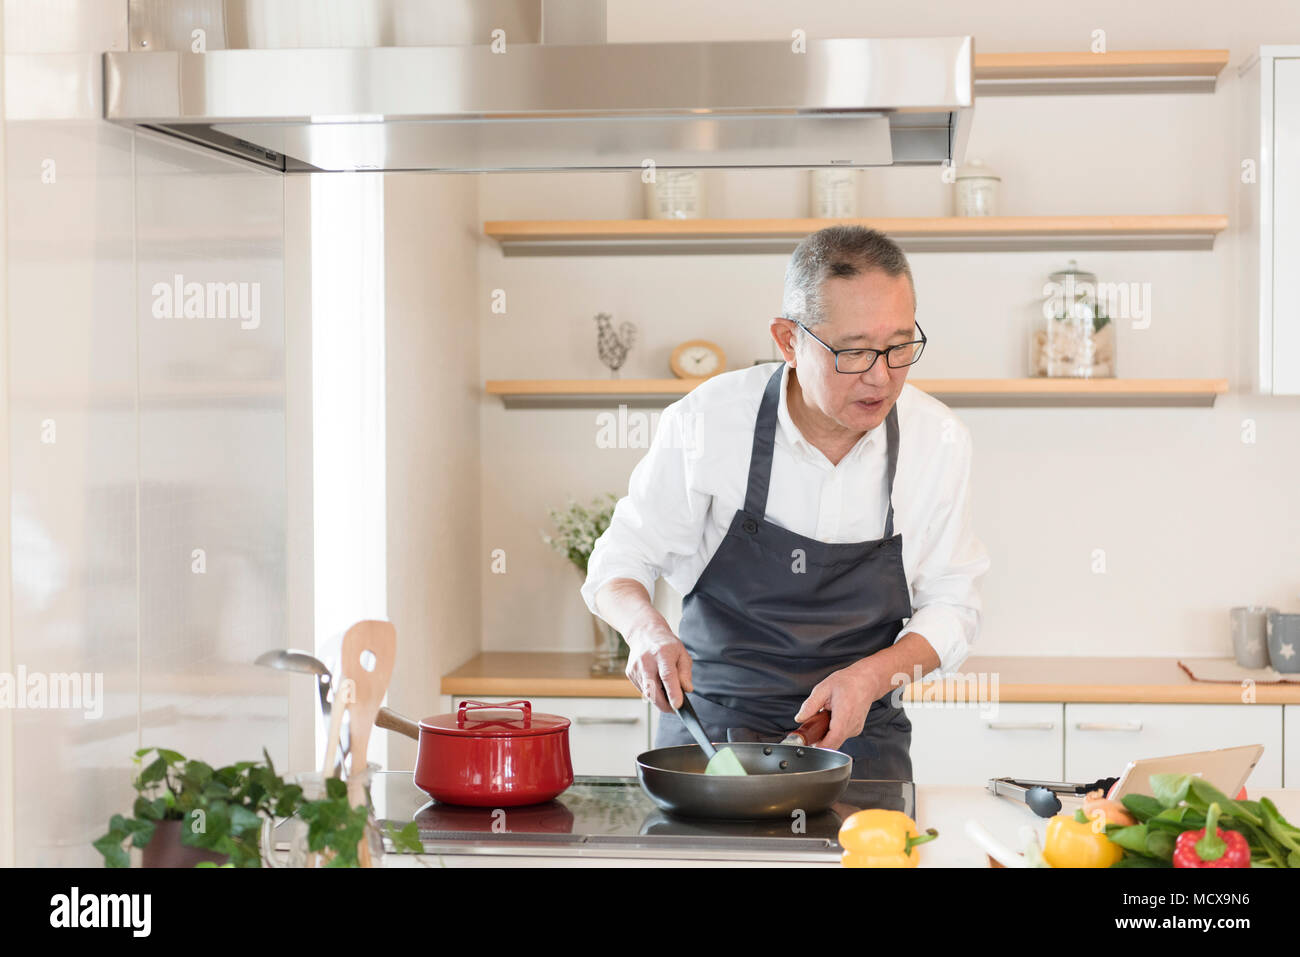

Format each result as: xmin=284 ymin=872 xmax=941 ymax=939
xmin=383 ymin=171 xmax=482 ymax=767
xmin=466 ymin=3 xmax=1300 ymax=665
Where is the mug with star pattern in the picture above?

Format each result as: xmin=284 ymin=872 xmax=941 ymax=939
xmin=1265 ymin=609 xmax=1300 ymax=673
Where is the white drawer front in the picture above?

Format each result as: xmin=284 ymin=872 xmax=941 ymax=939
xmin=448 ymin=696 xmax=649 ymax=777
xmin=1285 ymin=706 xmax=1299 ymax=788
xmin=908 ymin=703 xmax=1064 ymax=786
xmin=1065 ymin=704 xmax=1283 ymax=789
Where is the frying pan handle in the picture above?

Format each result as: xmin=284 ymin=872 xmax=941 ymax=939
xmin=787 ymin=710 xmax=832 ymax=745
xmin=376 ymin=706 xmax=420 ymax=741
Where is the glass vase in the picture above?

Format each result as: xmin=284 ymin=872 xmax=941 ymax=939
xmin=591 ymin=616 xmax=628 ymax=675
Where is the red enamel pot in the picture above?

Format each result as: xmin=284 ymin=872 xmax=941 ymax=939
xmin=378 ymin=699 xmax=573 ymax=807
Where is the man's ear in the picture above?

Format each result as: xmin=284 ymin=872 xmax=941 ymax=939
xmin=769 ymin=317 xmax=798 ymax=363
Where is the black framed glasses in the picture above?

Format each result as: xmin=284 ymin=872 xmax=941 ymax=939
xmin=793 ymin=319 xmax=927 ymax=374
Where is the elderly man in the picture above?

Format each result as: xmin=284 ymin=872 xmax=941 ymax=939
xmin=580 ymin=225 xmax=990 ymax=780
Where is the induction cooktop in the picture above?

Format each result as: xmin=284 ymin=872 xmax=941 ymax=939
xmin=371 ymin=771 xmax=915 ymax=863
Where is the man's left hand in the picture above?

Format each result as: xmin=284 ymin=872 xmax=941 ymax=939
xmin=793 ymin=657 xmax=893 ymax=751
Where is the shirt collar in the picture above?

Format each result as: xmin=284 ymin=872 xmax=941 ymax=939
xmin=776 ymin=362 xmax=884 ymax=462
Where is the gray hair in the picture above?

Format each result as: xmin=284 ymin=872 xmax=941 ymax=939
xmin=781 ymin=225 xmax=916 ymax=327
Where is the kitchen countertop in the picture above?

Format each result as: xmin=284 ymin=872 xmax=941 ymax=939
xmin=377 ymin=777 xmax=1300 ymax=868
xmin=442 ymin=652 xmax=1300 ymax=704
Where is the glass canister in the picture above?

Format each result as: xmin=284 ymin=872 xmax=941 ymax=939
xmin=642 ymin=169 xmax=704 ymax=219
xmin=1030 ymin=259 xmax=1116 ymax=378
xmin=809 ymin=168 xmax=861 ymax=217
xmin=953 ymin=159 xmax=1000 ymax=216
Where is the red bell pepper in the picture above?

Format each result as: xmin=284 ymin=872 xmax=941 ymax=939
xmin=1172 ymin=802 xmax=1251 ymax=868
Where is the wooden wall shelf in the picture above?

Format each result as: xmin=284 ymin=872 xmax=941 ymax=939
xmin=974 ymin=49 xmax=1230 ymax=95
xmin=485 ymin=377 xmax=1229 ymax=409
xmin=484 ymin=215 xmax=1228 ymax=256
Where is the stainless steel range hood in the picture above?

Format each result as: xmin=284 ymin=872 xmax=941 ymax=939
xmin=102 ymin=36 xmax=974 ymax=173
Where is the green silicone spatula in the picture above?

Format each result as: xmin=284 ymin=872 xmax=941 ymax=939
xmin=671 ymin=690 xmax=748 ymax=776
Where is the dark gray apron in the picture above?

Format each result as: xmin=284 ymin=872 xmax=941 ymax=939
xmin=653 ymin=363 xmax=915 ymax=780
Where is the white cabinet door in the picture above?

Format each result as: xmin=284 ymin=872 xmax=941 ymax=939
xmin=908 ymin=703 xmax=1064 ymax=786
xmin=447 ymin=696 xmax=650 ymax=777
xmin=1269 ymin=55 xmax=1300 ymax=393
xmin=1285 ymin=706 xmax=1299 ymax=788
xmin=1065 ymin=704 xmax=1284 ymax=789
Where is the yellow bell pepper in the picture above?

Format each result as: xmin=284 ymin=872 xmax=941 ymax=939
xmin=838 ymin=809 xmax=938 ymax=868
xmin=1042 ymin=813 xmax=1123 ymax=868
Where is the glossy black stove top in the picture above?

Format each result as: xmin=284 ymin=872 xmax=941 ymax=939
xmin=371 ymin=771 xmax=914 ymax=862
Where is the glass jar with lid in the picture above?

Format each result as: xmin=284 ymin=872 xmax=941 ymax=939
xmin=1029 ymin=259 xmax=1116 ymax=378
xmin=953 ymin=159 xmax=1000 ymax=216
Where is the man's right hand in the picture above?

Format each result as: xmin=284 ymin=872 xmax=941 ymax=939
xmin=624 ymin=618 xmax=693 ymax=713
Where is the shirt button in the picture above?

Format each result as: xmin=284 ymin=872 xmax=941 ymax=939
xmin=742 ymin=518 xmax=758 ymax=534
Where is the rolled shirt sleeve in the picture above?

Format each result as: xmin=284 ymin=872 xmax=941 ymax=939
xmin=581 ymin=399 xmax=712 ymax=616
xmin=894 ymin=421 xmax=990 ymax=679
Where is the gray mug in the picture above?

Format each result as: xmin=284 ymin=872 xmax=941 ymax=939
xmin=1266 ymin=610 xmax=1300 ymax=673
xmin=1231 ymin=606 xmax=1273 ymax=668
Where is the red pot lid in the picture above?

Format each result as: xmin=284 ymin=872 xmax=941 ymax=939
xmin=419 ymin=699 xmax=571 ymax=737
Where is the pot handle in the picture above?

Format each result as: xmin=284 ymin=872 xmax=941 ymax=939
xmin=376 ymin=706 xmax=420 ymax=740
xmin=459 ymin=699 xmax=532 ymax=728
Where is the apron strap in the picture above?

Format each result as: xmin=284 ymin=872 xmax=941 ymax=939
xmin=742 ymin=364 xmax=785 ymax=519
xmin=742 ymin=361 xmax=902 ymax=538
xmin=883 ymin=402 xmax=900 ymax=539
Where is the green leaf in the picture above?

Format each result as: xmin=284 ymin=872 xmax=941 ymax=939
xmin=1146 ymin=805 xmax=1203 ymax=833
xmin=1145 ymin=829 xmax=1176 ymax=861
xmin=1258 ymin=798 xmax=1300 ymax=854
xmin=1112 ymin=853 xmax=1169 ymax=868
xmin=93 ymin=832 xmax=130 ymax=868
xmin=387 ymin=821 xmax=424 ymax=854
xmin=1149 ymin=773 xmax=1192 ymax=809
xmin=1121 ymin=794 xmax=1165 ymax=823
xmin=228 ymin=804 xmax=262 ymax=836
xmin=138 ymin=755 xmax=169 ymax=786
xmin=1188 ymin=779 xmax=1263 ymax=828
xmin=1107 ymin=824 xmax=1153 ymax=854
xmin=179 ymin=760 xmax=214 ymax=792
xmin=125 ymin=817 xmax=156 ymax=849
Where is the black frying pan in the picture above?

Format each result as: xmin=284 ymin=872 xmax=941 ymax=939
xmin=635 ymin=710 xmax=852 ymax=819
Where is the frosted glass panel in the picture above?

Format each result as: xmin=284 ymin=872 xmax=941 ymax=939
xmin=6 ymin=118 xmax=139 ymax=867
xmin=3 ymin=0 xmax=291 ymax=865
xmin=134 ymin=136 xmax=289 ymax=769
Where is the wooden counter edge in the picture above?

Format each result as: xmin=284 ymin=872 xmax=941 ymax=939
xmin=441 ymin=677 xmax=1300 ymax=704
xmin=440 ymin=653 xmax=1300 ymax=704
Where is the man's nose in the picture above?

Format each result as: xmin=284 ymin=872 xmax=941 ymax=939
xmin=861 ymin=355 xmax=892 ymax=386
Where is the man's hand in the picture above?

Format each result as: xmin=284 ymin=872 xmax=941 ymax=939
xmin=793 ymin=657 xmax=892 ymax=751
xmin=624 ymin=617 xmax=693 ymax=713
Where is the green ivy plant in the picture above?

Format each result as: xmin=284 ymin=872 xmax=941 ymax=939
xmin=297 ymin=776 xmax=423 ymax=868
xmin=93 ymin=747 xmax=423 ymax=868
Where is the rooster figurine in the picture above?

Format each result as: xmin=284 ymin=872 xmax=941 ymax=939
xmin=594 ymin=312 xmax=637 ymax=378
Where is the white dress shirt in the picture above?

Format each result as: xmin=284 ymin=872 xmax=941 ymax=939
xmin=581 ymin=361 xmax=990 ymax=679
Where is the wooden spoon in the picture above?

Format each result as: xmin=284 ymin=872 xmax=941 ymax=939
xmin=339 ymin=620 xmax=397 ymax=867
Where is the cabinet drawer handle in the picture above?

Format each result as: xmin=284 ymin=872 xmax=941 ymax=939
xmin=985 ymin=721 xmax=1055 ymax=731
xmin=1075 ymin=721 xmax=1143 ymax=732
xmin=574 ymin=716 xmax=640 ymax=726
